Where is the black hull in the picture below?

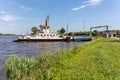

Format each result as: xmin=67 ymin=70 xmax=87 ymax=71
xmin=13 ymin=38 xmax=91 ymax=42
xmin=13 ymin=39 xmax=66 ymax=42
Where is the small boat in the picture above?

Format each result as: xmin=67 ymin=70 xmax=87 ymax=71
xmin=73 ymin=37 xmax=92 ymax=42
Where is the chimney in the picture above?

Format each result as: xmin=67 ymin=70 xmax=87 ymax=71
xmin=45 ymin=15 xmax=49 ymax=27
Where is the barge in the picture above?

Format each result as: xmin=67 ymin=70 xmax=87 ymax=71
xmin=73 ymin=37 xmax=92 ymax=42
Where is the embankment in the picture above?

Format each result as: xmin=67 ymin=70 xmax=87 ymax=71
xmin=5 ymin=38 xmax=120 ymax=80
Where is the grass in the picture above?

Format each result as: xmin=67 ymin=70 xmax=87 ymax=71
xmin=5 ymin=38 xmax=120 ymax=80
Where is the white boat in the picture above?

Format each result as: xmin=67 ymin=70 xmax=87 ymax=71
xmin=15 ymin=15 xmax=72 ymax=42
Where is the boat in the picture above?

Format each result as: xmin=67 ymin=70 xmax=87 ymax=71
xmin=73 ymin=37 xmax=92 ymax=42
xmin=14 ymin=15 xmax=70 ymax=42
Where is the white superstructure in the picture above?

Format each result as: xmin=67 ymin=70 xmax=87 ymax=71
xmin=18 ymin=15 xmax=64 ymax=41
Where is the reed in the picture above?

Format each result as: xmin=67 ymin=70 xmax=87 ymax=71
xmin=5 ymin=38 xmax=120 ymax=80
xmin=5 ymin=56 xmax=37 ymax=80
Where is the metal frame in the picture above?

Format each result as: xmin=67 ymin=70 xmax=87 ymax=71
xmin=90 ymin=25 xmax=109 ymax=37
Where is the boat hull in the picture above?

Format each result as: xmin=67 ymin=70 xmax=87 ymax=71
xmin=13 ymin=38 xmax=66 ymax=42
xmin=13 ymin=37 xmax=91 ymax=42
xmin=74 ymin=37 xmax=92 ymax=42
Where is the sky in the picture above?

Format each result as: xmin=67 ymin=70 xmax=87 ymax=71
xmin=0 ymin=0 xmax=120 ymax=34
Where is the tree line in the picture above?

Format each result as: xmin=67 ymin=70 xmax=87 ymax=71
xmin=68 ymin=30 xmax=120 ymax=36
xmin=0 ymin=33 xmax=15 ymax=36
xmin=30 ymin=26 xmax=120 ymax=37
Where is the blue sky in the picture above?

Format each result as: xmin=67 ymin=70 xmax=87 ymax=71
xmin=0 ymin=0 xmax=120 ymax=34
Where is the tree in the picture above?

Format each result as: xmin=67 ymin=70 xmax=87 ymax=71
xmin=68 ymin=32 xmax=73 ymax=36
xmin=60 ymin=27 xmax=65 ymax=34
xmin=92 ymin=30 xmax=98 ymax=36
xmin=57 ymin=27 xmax=66 ymax=35
xmin=31 ymin=27 xmax=40 ymax=35
xmin=57 ymin=30 xmax=61 ymax=34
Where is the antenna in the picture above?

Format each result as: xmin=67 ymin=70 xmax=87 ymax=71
xmin=26 ymin=28 xmax=29 ymax=35
xmin=66 ymin=23 xmax=69 ymax=36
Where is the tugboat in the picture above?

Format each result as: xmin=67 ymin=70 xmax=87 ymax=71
xmin=15 ymin=15 xmax=68 ymax=42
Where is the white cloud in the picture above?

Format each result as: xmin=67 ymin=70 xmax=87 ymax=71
xmin=84 ymin=0 xmax=102 ymax=5
xmin=72 ymin=5 xmax=86 ymax=11
xmin=1 ymin=15 xmax=20 ymax=21
xmin=1 ymin=11 xmax=7 ymax=14
xmin=20 ymin=5 xmax=33 ymax=10
xmin=72 ymin=0 xmax=102 ymax=11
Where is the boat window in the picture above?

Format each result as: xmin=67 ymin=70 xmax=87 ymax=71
xmin=47 ymin=34 xmax=49 ymax=36
xmin=44 ymin=34 xmax=46 ymax=36
xmin=53 ymin=34 xmax=55 ymax=36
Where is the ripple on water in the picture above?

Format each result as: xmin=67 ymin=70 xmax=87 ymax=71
xmin=0 ymin=68 xmax=6 ymax=80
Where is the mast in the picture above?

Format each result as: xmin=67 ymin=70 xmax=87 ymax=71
xmin=45 ymin=15 xmax=50 ymax=27
xmin=66 ymin=23 xmax=69 ymax=36
xmin=45 ymin=15 xmax=50 ymax=33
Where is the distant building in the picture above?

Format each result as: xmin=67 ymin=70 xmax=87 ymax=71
xmin=103 ymin=31 xmax=116 ymax=38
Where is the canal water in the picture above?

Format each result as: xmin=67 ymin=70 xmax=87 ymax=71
xmin=0 ymin=36 xmax=85 ymax=80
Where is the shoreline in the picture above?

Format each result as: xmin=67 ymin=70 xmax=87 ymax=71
xmin=5 ymin=38 xmax=120 ymax=80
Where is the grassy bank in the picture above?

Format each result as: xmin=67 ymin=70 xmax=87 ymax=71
xmin=5 ymin=38 xmax=120 ymax=80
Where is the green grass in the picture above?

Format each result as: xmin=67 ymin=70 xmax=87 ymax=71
xmin=5 ymin=38 xmax=120 ymax=80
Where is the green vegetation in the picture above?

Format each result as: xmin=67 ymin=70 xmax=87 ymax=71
xmin=57 ymin=27 xmax=66 ymax=35
xmin=68 ymin=30 xmax=103 ymax=37
xmin=68 ymin=30 xmax=120 ymax=37
xmin=31 ymin=27 xmax=40 ymax=35
xmin=5 ymin=38 xmax=120 ymax=80
xmin=0 ymin=33 xmax=15 ymax=36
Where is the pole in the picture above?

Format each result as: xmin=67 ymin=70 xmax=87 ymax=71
xmin=66 ymin=23 xmax=68 ymax=36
